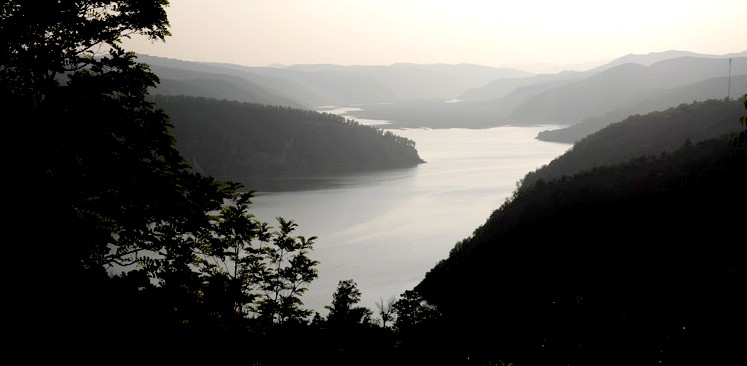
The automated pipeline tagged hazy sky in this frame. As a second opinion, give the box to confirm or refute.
[123,0,747,73]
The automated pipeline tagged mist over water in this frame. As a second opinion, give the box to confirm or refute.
[251,112,572,316]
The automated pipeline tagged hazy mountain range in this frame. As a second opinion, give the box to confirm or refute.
[139,54,532,107]
[140,49,747,142]
[346,51,746,131]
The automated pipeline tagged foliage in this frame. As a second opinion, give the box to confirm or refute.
[391,290,440,332]
[190,190,320,326]
[1,0,170,108]
[2,0,193,277]
[731,93,747,146]
[1,2,320,362]
[326,278,374,326]
[250,217,319,324]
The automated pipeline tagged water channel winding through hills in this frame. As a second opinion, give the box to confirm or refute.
[250,106,572,316]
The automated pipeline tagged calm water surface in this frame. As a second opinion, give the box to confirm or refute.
[251,119,571,316]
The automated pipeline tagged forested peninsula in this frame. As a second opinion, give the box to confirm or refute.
[156,95,424,191]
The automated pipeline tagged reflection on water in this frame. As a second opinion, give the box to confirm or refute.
[251,166,418,192]
[251,125,571,316]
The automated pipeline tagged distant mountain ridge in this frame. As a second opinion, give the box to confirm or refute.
[139,54,532,107]
[505,56,747,125]
[603,49,747,68]
[283,62,533,99]
[341,50,746,131]
[139,50,747,138]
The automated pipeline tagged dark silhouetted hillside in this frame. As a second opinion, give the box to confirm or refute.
[409,98,746,366]
[526,98,745,186]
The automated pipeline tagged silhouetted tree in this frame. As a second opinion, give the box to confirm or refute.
[391,290,440,332]
[326,279,374,326]
[200,191,319,324]
[1,0,170,109]
[1,2,319,362]
[203,190,264,321]
[1,0,208,360]
[375,296,397,328]
[251,218,319,324]
[2,0,190,274]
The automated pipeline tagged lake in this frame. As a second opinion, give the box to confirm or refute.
[250,111,572,318]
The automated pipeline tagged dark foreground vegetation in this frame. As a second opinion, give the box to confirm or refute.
[2,2,745,365]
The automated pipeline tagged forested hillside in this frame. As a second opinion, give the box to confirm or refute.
[411,97,747,365]
[156,95,424,191]
[525,98,745,186]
